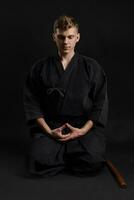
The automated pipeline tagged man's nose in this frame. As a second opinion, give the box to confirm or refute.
[63,37,68,44]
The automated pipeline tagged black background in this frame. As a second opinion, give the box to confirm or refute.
[0,1,133,136]
[0,1,134,144]
[0,1,134,199]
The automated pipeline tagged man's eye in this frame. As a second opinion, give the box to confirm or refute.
[58,35,65,40]
[68,36,74,39]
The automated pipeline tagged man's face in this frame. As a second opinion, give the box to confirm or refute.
[53,27,80,55]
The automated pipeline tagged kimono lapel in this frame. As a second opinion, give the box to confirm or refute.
[54,52,79,92]
[52,52,79,114]
[45,53,79,116]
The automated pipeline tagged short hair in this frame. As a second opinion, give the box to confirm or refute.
[53,15,79,32]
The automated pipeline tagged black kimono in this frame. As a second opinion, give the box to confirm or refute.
[23,52,108,177]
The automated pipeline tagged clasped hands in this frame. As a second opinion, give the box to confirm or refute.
[49,123,87,142]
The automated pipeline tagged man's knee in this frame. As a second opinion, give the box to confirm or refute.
[66,160,105,176]
[65,150,105,176]
[29,134,64,164]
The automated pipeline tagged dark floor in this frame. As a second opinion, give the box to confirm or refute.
[0,121,134,200]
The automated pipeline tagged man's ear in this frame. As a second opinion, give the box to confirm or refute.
[52,33,56,42]
[76,33,80,42]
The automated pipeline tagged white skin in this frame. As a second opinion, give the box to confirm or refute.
[36,27,93,141]
[53,27,80,69]
[47,27,93,142]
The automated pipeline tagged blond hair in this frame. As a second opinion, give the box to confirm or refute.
[53,15,79,32]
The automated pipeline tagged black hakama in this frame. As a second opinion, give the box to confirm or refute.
[23,52,108,177]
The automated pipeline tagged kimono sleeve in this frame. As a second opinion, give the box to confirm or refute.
[89,61,108,128]
[23,63,44,125]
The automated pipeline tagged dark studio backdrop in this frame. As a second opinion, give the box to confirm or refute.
[0,1,134,149]
[0,1,134,199]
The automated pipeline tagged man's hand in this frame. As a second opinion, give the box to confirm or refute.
[50,124,71,140]
[36,117,93,141]
[58,123,86,142]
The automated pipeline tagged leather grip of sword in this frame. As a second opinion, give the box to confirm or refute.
[106,160,127,189]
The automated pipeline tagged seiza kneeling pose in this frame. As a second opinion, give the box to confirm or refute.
[23,15,108,177]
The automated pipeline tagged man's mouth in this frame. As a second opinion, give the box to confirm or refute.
[63,47,70,49]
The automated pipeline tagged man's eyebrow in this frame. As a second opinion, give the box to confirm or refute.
[58,34,75,37]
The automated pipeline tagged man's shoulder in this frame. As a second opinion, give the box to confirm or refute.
[79,54,95,62]
[29,56,53,74]
[32,56,52,68]
[79,54,103,71]
[78,54,107,79]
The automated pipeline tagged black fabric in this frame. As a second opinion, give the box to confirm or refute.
[23,52,108,128]
[28,128,106,177]
[23,52,108,176]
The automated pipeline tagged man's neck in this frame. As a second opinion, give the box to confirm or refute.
[58,51,75,70]
[58,51,75,62]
